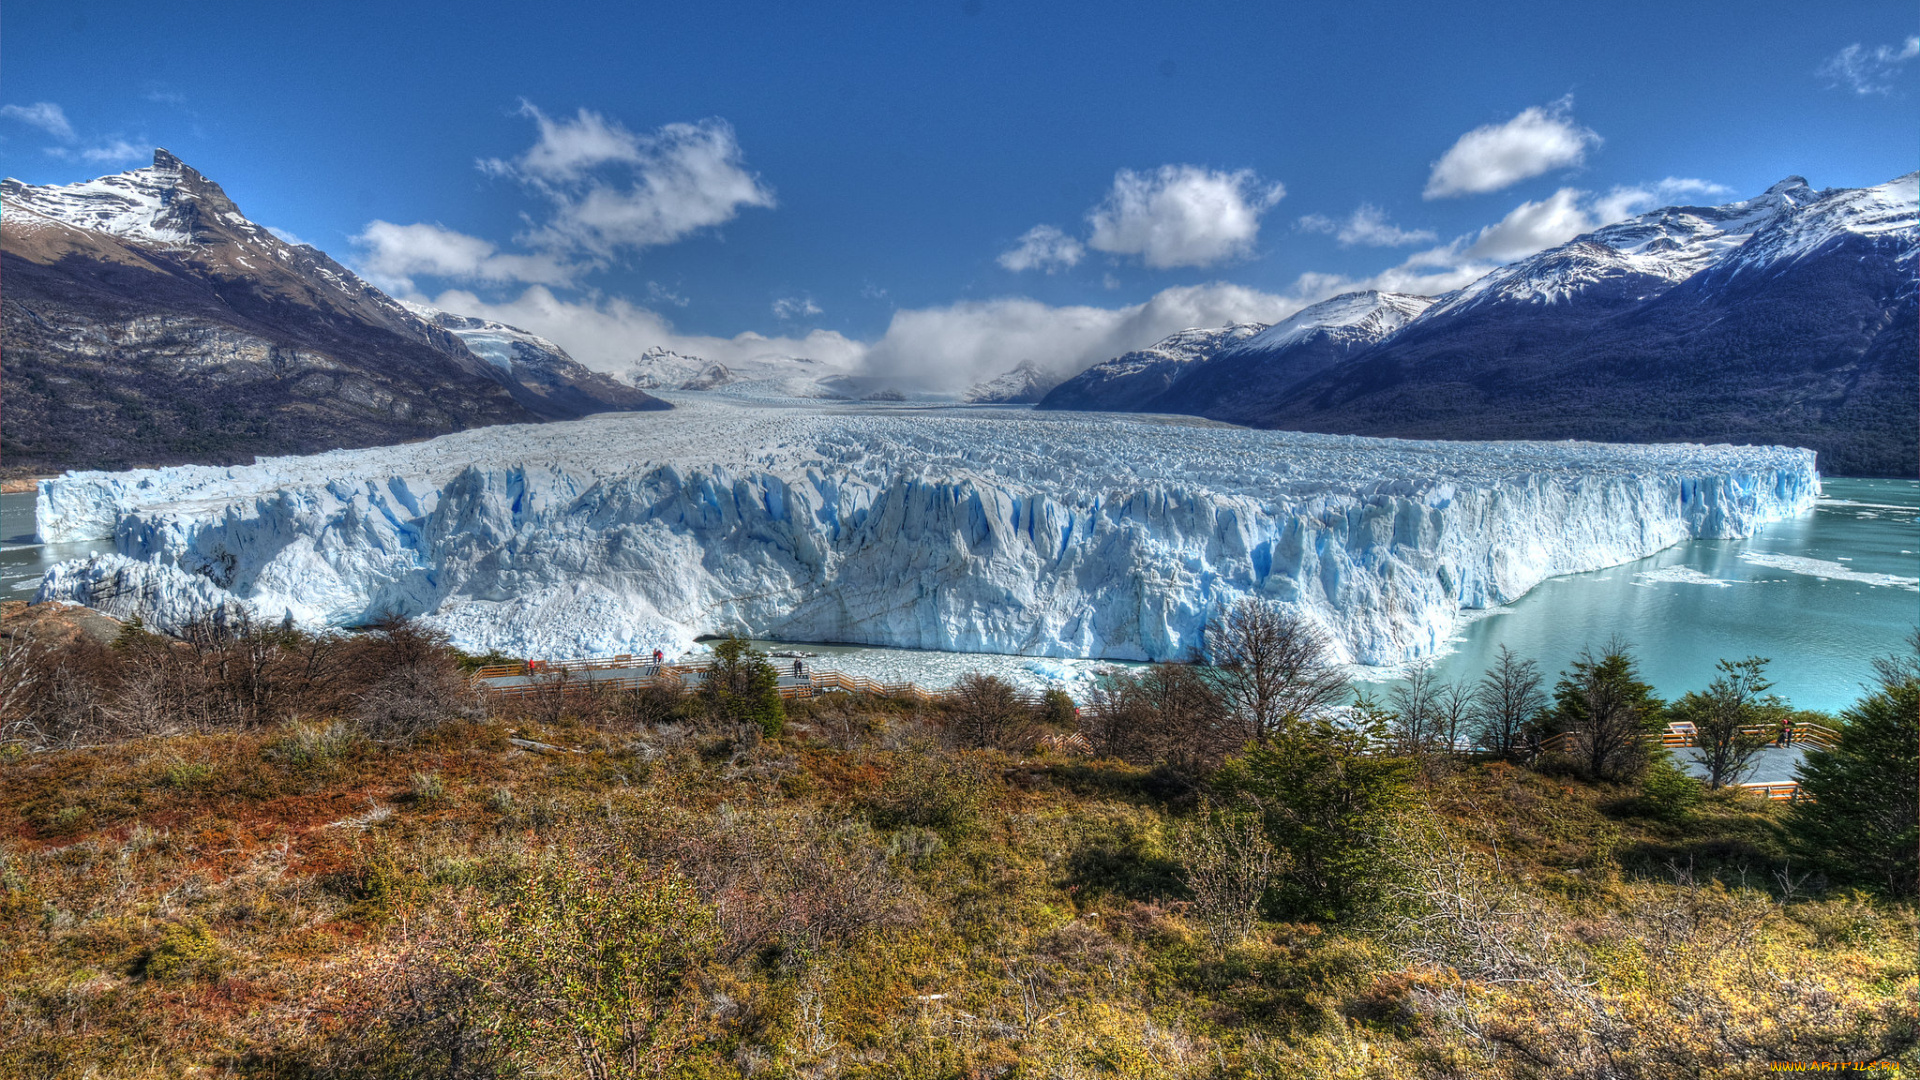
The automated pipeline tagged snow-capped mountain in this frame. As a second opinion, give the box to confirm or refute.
[1145,292,1435,418]
[964,360,1065,404]
[1042,175,1918,477]
[618,345,860,399]
[1,150,664,477]
[621,346,736,391]
[407,306,663,420]
[1036,324,1266,412]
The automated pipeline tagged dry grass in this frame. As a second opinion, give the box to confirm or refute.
[0,664,1912,1078]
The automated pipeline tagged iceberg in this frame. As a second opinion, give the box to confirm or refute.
[35,395,1818,665]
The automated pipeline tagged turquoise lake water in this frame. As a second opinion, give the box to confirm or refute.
[4,476,1914,716]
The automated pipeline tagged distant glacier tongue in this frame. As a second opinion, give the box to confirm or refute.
[34,397,1818,665]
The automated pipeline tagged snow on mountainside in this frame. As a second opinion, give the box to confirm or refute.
[36,395,1816,666]
[2,150,666,476]
[1231,291,1435,354]
[1425,177,1833,319]
[621,346,738,391]
[406,305,665,420]
[965,360,1064,404]
[1035,324,1266,412]
[619,345,860,399]
[1041,174,1919,477]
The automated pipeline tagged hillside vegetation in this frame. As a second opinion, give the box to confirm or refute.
[0,603,1913,1078]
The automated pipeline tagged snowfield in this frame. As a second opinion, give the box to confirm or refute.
[36,395,1817,665]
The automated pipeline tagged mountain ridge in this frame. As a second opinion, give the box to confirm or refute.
[2,150,665,478]
[1039,174,1918,476]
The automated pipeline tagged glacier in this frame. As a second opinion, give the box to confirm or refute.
[35,395,1818,665]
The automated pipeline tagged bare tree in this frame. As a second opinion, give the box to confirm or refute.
[1433,678,1476,754]
[1078,663,1237,777]
[1389,659,1441,752]
[1179,809,1284,952]
[1205,598,1349,743]
[1474,646,1546,759]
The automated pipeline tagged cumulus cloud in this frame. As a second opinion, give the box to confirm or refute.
[1301,174,1737,303]
[355,220,575,293]
[1819,36,1920,94]
[1424,101,1600,199]
[863,281,1304,390]
[1086,165,1285,268]
[0,101,75,141]
[1296,204,1437,247]
[482,103,775,260]
[419,280,1305,395]
[1587,177,1733,225]
[772,295,823,320]
[997,224,1085,272]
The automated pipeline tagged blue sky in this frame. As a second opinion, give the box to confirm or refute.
[4,0,1915,388]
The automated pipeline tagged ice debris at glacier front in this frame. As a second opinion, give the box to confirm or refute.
[36,395,1819,665]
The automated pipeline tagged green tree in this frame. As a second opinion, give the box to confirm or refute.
[1785,674,1919,898]
[698,634,785,737]
[1549,642,1665,782]
[1671,656,1783,788]
[1212,701,1414,922]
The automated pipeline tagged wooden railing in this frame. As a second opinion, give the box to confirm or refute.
[1533,723,1822,801]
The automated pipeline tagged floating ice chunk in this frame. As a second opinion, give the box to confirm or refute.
[1737,551,1918,591]
[1633,566,1735,587]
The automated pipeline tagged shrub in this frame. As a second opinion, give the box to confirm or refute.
[141,919,225,983]
[1179,807,1284,952]
[945,671,1034,750]
[869,745,994,834]
[410,771,448,804]
[1636,754,1703,821]
[455,860,722,1076]
[264,719,364,772]
[1038,686,1078,729]
[1213,715,1415,922]
[357,660,484,743]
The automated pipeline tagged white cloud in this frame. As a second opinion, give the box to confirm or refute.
[1461,187,1594,262]
[772,295,823,320]
[1086,165,1285,268]
[418,280,1305,395]
[482,103,776,260]
[997,224,1085,272]
[646,281,690,308]
[1819,36,1920,94]
[864,281,1304,389]
[1424,102,1600,199]
[1587,177,1733,225]
[420,286,864,374]
[1297,204,1437,247]
[264,225,310,248]
[1303,175,1736,303]
[354,220,575,293]
[0,102,75,141]
[76,139,146,165]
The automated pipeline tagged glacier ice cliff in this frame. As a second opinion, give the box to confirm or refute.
[35,396,1819,665]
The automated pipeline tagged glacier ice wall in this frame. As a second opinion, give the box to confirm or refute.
[36,397,1819,664]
